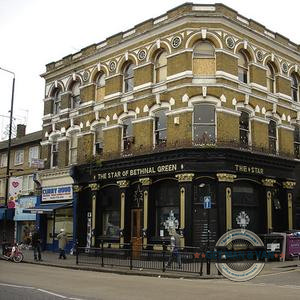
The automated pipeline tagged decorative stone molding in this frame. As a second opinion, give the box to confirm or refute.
[282,181,296,189]
[73,185,82,193]
[139,178,152,186]
[262,178,276,187]
[216,173,236,182]
[88,183,99,191]
[117,180,129,188]
[175,173,194,182]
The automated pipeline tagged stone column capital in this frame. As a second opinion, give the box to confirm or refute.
[282,181,296,189]
[73,185,82,193]
[175,173,194,182]
[262,178,276,187]
[216,173,236,182]
[117,180,129,188]
[88,183,99,191]
[139,177,152,186]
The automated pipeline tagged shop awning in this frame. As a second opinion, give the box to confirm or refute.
[0,208,15,220]
[23,201,73,214]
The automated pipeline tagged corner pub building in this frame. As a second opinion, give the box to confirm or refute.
[39,3,300,251]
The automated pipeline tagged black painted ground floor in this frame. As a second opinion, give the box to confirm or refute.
[71,148,298,250]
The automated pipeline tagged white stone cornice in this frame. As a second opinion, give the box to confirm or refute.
[250,116,269,124]
[40,140,51,146]
[167,70,193,81]
[276,93,292,102]
[165,107,193,115]
[216,107,241,117]
[104,92,122,102]
[250,82,268,92]
[215,48,239,59]
[215,70,239,81]
[102,124,122,131]
[132,116,154,124]
[166,48,193,59]
[133,82,153,92]
[43,97,52,102]
[278,124,294,131]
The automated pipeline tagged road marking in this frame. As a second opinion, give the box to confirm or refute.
[258,269,298,277]
[0,282,86,299]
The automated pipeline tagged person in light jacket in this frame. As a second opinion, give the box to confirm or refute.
[57,229,68,259]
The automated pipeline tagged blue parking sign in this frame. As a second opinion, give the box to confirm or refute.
[203,196,211,209]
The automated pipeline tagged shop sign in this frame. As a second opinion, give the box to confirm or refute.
[14,196,37,221]
[203,196,212,209]
[8,176,23,208]
[234,164,264,175]
[98,164,178,180]
[42,185,73,202]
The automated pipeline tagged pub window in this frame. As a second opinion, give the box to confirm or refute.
[268,119,277,154]
[122,117,134,152]
[123,62,134,93]
[69,132,78,164]
[239,111,250,148]
[51,140,58,168]
[95,72,106,102]
[53,88,61,115]
[238,50,249,84]
[71,81,81,109]
[291,72,299,102]
[94,125,104,155]
[294,125,300,159]
[154,181,179,237]
[193,41,215,76]
[154,50,167,83]
[193,104,215,145]
[266,62,276,93]
[102,195,120,238]
[154,109,167,147]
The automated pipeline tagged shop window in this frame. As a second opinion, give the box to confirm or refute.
[154,109,167,147]
[0,153,7,167]
[123,63,134,93]
[154,50,167,83]
[69,133,78,164]
[238,50,249,83]
[294,125,300,159]
[193,104,215,145]
[15,149,24,165]
[53,88,61,115]
[51,141,58,168]
[154,181,179,237]
[95,72,106,102]
[54,208,73,239]
[239,111,250,148]
[193,41,215,76]
[94,125,104,155]
[71,81,81,109]
[122,117,134,152]
[266,62,276,93]
[268,119,277,154]
[291,72,299,102]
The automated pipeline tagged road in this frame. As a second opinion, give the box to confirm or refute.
[0,260,299,300]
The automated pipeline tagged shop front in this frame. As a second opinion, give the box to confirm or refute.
[72,148,297,250]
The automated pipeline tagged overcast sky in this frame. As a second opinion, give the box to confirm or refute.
[0,0,299,139]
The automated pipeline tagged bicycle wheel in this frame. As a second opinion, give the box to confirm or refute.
[13,253,24,263]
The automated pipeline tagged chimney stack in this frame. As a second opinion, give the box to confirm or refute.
[16,124,26,138]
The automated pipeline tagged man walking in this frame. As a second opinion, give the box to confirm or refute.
[166,228,182,268]
[57,229,68,259]
[31,227,42,261]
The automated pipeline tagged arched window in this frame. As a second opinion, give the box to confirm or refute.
[239,111,250,148]
[238,51,249,83]
[291,72,299,102]
[268,119,277,154]
[266,62,276,93]
[193,104,215,145]
[123,63,134,93]
[95,72,106,102]
[154,109,168,147]
[294,125,300,159]
[122,117,134,152]
[53,88,61,115]
[69,132,78,164]
[193,41,215,76]
[154,50,167,83]
[94,124,104,155]
[71,81,81,109]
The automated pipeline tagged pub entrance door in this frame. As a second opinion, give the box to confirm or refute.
[131,208,142,258]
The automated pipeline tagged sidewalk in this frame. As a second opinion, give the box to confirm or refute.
[21,249,300,279]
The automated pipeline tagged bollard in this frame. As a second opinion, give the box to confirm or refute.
[162,242,166,272]
[101,240,104,267]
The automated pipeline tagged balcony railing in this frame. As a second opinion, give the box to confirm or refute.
[96,139,297,162]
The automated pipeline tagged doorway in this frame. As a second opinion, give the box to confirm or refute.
[131,208,142,258]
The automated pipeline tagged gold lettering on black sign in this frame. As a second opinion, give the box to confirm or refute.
[98,164,177,180]
[234,164,264,175]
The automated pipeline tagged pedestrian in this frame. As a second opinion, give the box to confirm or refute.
[31,227,42,261]
[166,228,182,268]
[57,229,68,259]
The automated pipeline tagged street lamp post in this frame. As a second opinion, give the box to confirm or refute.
[0,67,15,244]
